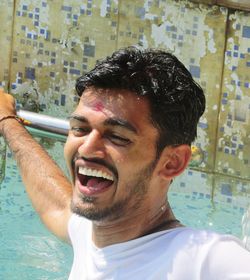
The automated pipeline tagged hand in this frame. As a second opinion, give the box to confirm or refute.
[0,88,16,118]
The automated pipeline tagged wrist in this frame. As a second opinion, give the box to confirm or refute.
[0,115,25,134]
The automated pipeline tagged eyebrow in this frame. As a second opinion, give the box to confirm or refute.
[68,115,88,123]
[68,115,138,134]
[104,118,138,134]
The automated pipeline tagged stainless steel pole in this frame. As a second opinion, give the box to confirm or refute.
[17,109,69,136]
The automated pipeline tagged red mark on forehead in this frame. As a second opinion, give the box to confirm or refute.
[93,101,104,112]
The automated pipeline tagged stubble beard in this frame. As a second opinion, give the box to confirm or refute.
[70,158,158,222]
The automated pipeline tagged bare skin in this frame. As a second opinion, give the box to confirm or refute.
[0,89,72,241]
[0,88,191,248]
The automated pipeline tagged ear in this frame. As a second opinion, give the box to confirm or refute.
[157,145,191,180]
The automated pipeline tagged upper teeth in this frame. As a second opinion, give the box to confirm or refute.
[78,167,114,181]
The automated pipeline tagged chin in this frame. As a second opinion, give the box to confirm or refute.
[70,195,128,222]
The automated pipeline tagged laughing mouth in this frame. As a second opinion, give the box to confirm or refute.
[79,167,114,181]
[77,166,114,192]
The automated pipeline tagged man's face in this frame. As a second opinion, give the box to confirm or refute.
[64,87,160,222]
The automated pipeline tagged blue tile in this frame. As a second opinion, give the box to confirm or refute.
[198,122,208,129]
[25,67,35,79]
[189,65,200,78]
[84,44,95,57]
[136,7,146,19]
[232,135,237,141]
[69,69,80,75]
[221,184,232,196]
[242,26,250,38]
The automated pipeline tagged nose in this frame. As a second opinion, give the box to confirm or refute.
[78,130,105,159]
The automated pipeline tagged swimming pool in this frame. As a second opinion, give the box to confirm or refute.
[0,134,249,279]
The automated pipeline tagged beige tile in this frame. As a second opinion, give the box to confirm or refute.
[0,0,14,90]
[215,11,250,179]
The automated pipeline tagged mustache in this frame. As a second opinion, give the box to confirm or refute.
[73,154,118,180]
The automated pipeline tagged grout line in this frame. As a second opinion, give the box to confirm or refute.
[190,166,250,183]
[7,0,17,93]
[210,7,231,176]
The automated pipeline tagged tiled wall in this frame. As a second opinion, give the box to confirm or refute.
[0,0,250,201]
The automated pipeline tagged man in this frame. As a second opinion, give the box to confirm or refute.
[1,47,250,279]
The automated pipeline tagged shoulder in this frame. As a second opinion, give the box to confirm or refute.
[174,228,250,278]
[166,227,247,251]
[154,227,249,260]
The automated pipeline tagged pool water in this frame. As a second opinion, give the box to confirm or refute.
[0,144,249,279]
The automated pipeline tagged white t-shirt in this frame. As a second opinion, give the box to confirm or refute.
[68,214,250,280]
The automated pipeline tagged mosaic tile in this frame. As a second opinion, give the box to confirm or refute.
[117,0,228,172]
[172,169,248,237]
[215,11,250,179]
[213,174,250,239]
[172,168,213,197]
[9,0,118,117]
[0,0,14,90]
[214,174,250,204]
[173,168,250,209]
[1,0,250,188]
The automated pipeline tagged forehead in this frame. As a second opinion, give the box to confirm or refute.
[75,87,152,124]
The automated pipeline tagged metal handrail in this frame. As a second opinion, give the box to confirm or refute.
[17,109,69,136]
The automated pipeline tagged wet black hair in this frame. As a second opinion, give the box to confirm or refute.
[75,46,205,154]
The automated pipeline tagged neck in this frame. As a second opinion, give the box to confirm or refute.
[91,201,182,248]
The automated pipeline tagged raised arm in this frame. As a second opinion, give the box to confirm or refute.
[0,89,72,242]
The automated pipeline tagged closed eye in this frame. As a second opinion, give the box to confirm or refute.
[71,127,90,137]
[106,134,132,146]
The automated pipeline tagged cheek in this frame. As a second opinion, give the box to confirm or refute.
[64,136,79,169]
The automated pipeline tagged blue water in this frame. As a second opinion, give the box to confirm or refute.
[0,145,247,279]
